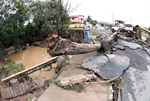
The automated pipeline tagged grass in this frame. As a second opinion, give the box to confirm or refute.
[63,84,84,92]
[61,61,70,67]
[91,29,98,36]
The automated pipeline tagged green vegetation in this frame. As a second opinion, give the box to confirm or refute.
[61,61,70,68]
[0,0,70,50]
[63,84,84,92]
[87,15,98,26]
[53,80,60,85]
[55,60,70,73]
[0,59,25,77]
[148,27,150,31]
[91,29,98,36]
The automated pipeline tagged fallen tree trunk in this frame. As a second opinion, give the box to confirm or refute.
[46,32,118,56]
[47,37,101,56]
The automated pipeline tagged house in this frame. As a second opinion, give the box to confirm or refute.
[70,15,84,24]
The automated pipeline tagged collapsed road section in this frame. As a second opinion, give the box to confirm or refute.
[81,38,150,101]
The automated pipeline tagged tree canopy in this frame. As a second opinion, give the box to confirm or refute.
[86,15,98,26]
[0,0,70,50]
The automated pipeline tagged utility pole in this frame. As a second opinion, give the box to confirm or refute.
[112,13,114,25]
[130,17,132,24]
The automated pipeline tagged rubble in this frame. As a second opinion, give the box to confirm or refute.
[82,54,130,79]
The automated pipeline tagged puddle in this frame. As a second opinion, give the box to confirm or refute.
[7,46,56,81]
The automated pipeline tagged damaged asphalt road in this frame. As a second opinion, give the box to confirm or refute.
[81,39,150,101]
[121,67,150,101]
[82,54,130,79]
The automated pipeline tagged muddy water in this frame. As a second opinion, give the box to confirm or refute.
[7,46,56,81]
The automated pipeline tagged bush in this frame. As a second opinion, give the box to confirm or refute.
[63,84,85,92]
[0,59,25,77]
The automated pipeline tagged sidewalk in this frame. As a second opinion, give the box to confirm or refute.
[37,52,112,101]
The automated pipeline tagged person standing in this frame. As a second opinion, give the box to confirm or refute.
[82,21,91,43]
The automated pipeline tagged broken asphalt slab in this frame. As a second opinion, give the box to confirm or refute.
[115,48,150,71]
[117,39,142,50]
[82,54,130,79]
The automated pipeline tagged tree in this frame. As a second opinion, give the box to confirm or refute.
[87,16,92,22]
[0,0,70,50]
[86,15,98,26]
[89,20,98,26]
[0,0,32,50]
[31,0,70,36]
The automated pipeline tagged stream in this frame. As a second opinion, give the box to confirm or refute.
[7,46,56,81]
